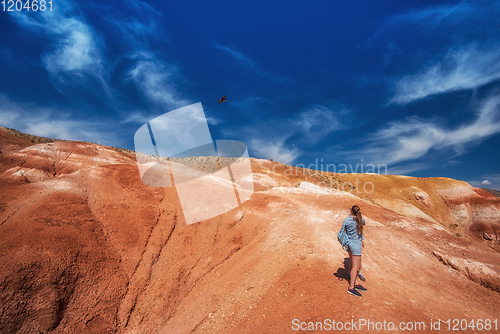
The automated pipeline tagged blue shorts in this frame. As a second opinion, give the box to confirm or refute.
[348,240,362,256]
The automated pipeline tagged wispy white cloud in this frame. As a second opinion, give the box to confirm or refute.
[109,0,161,49]
[391,44,500,104]
[363,1,477,63]
[389,1,476,28]
[467,174,500,190]
[114,18,158,46]
[224,102,346,163]
[11,0,187,113]
[369,1,491,47]
[127,53,189,109]
[120,111,152,125]
[108,1,189,111]
[0,95,117,146]
[250,138,301,164]
[4,0,193,149]
[214,45,293,84]
[215,45,258,71]
[126,0,157,14]
[294,104,345,144]
[43,18,102,75]
[356,94,500,171]
[122,108,221,127]
[364,0,500,104]
[11,2,106,88]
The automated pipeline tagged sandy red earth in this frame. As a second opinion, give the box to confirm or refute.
[0,126,499,333]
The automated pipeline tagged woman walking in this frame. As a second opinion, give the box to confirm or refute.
[342,205,367,297]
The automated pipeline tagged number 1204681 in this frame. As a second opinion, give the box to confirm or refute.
[2,0,52,11]
[443,319,497,331]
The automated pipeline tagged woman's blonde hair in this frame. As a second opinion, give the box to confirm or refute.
[351,205,363,234]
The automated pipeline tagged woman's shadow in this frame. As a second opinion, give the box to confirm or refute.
[334,257,350,282]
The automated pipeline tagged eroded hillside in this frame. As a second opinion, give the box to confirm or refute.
[1,127,499,333]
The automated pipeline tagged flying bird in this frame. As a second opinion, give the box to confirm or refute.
[218,96,227,104]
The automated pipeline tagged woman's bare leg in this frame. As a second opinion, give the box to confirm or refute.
[347,250,353,276]
[349,255,361,289]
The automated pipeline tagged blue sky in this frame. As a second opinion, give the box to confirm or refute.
[1,0,499,189]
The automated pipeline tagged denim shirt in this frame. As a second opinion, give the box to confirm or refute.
[341,216,366,241]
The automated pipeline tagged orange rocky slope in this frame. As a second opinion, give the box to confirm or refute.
[0,126,499,333]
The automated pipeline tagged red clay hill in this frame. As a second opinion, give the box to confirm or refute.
[1,126,499,333]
